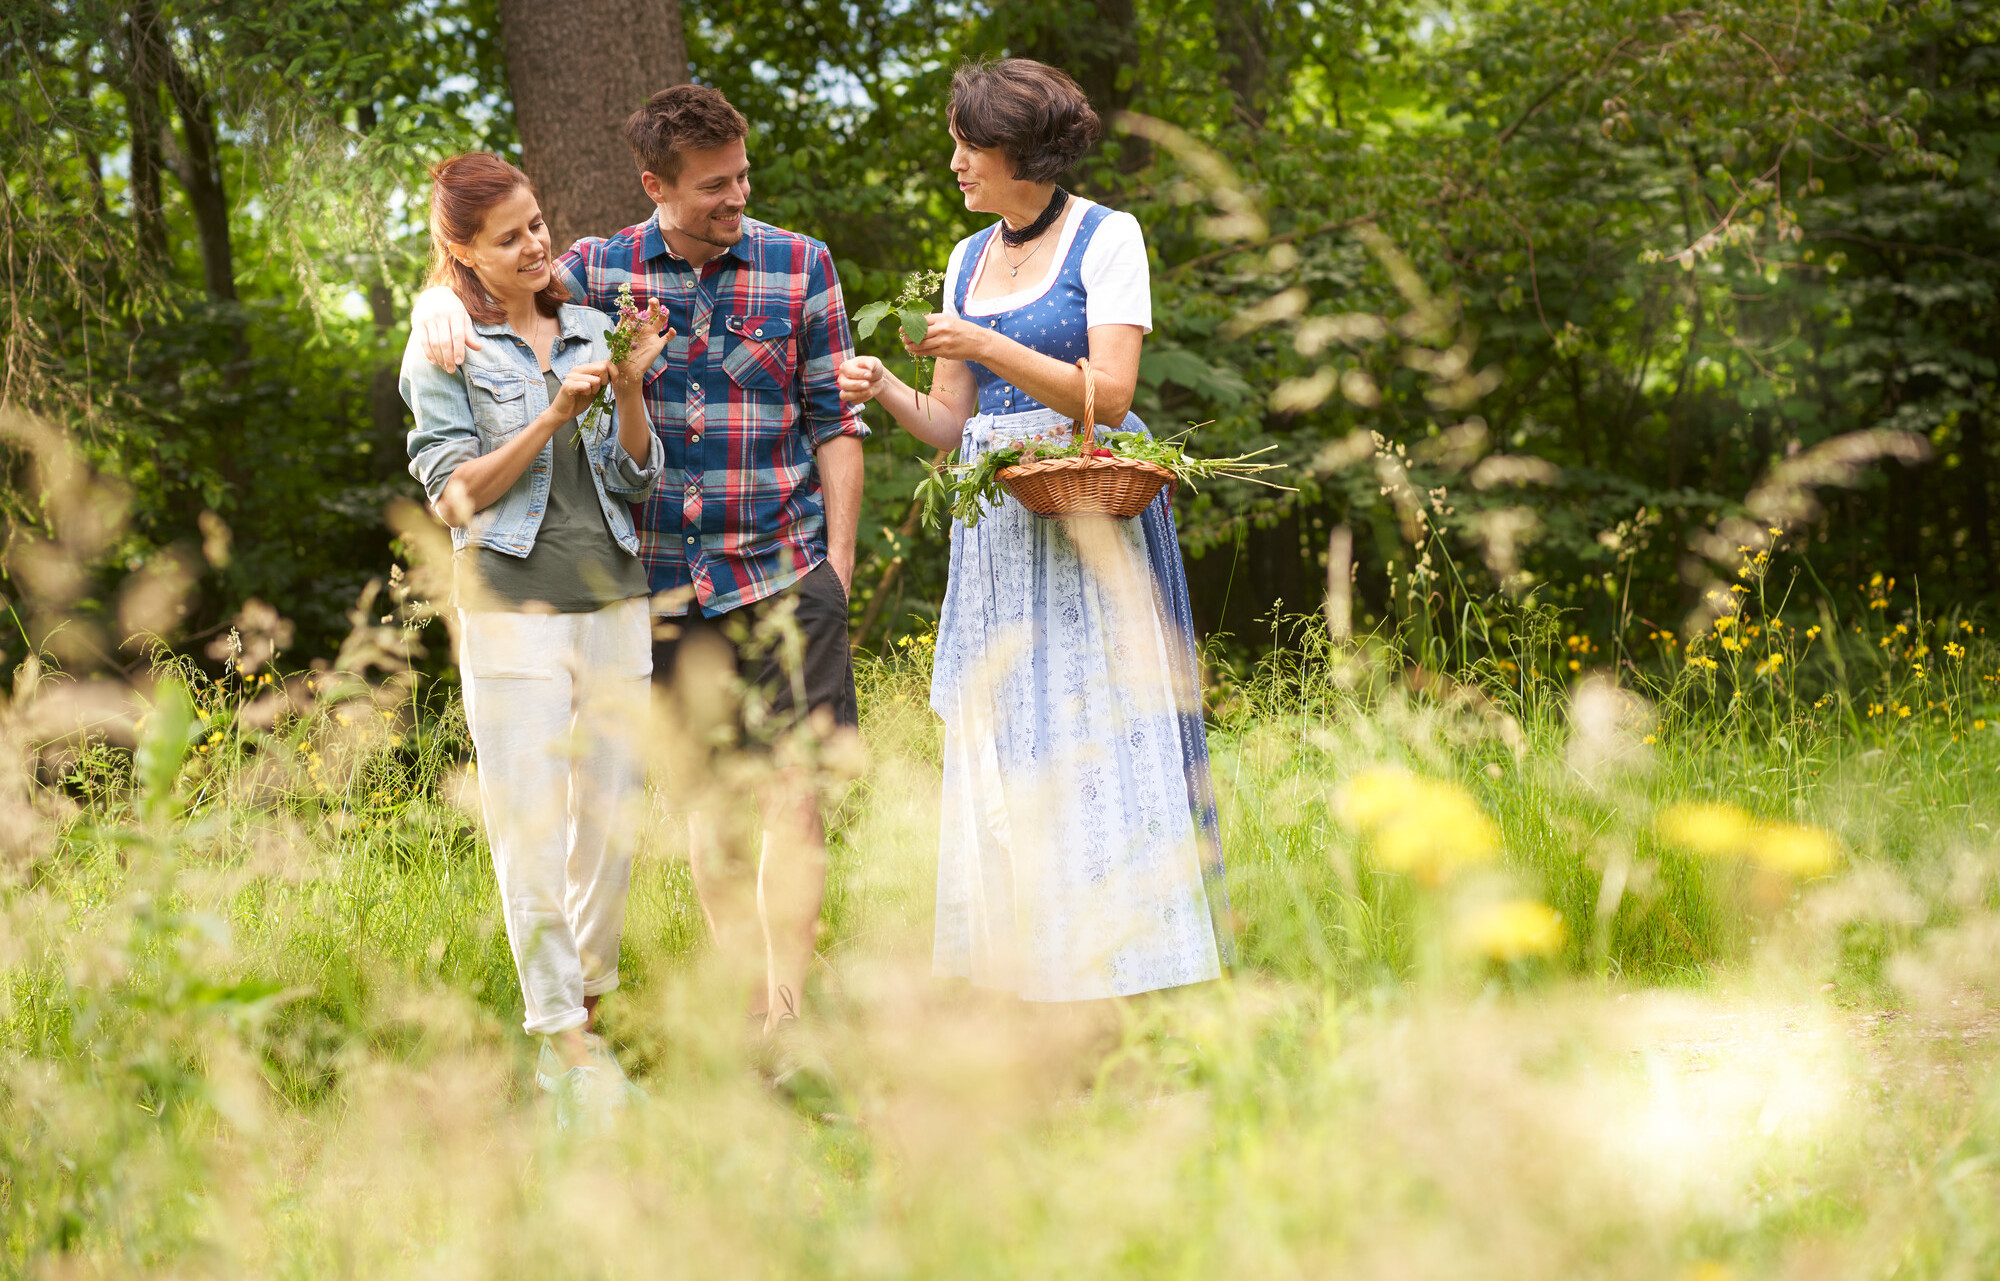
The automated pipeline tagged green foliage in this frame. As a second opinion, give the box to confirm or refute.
[3,0,1996,670]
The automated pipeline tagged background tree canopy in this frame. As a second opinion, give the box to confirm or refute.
[3,0,1994,671]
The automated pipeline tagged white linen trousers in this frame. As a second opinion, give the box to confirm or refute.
[457,597,651,1034]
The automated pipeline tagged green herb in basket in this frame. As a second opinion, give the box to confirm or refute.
[915,428,1293,532]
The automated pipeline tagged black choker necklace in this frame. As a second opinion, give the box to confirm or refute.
[1000,187,1069,247]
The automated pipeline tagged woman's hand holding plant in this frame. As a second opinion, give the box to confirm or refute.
[552,362,612,421]
[903,315,994,364]
[610,298,673,393]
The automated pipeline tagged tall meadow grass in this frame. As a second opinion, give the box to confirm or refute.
[5,403,2000,1277]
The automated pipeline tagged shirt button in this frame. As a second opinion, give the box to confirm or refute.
[690,434,701,443]
[753,328,764,338]
[685,536,696,545]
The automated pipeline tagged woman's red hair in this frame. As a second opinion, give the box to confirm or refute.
[425,152,569,324]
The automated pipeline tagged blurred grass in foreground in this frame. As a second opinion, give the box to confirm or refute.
[6,574,2000,1279]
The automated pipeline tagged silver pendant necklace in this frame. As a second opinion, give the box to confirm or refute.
[1003,232,1050,278]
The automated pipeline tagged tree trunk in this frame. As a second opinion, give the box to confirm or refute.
[1962,409,1995,588]
[160,42,235,301]
[1016,0,1149,173]
[496,0,689,254]
[1213,0,1269,125]
[123,0,169,267]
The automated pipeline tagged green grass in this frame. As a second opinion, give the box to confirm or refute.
[7,611,2000,1278]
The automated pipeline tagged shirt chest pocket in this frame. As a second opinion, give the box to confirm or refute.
[466,366,533,439]
[718,315,796,393]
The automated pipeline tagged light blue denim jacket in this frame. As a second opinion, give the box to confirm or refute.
[401,303,664,557]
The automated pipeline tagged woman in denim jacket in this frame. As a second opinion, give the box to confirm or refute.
[401,152,670,1125]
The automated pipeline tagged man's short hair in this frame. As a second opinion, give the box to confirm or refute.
[625,84,750,185]
[949,58,1101,184]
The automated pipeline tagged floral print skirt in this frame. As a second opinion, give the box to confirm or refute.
[930,408,1228,1001]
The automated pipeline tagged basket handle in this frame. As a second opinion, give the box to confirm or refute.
[1074,357,1097,451]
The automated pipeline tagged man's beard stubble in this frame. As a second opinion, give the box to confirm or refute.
[680,212,745,250]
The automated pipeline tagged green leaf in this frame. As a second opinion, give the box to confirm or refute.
[851,301,892,340]
[1139,347,1252,407]
[899,308,930,345]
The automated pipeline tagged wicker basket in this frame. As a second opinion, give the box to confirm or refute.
[998,357,1174,520]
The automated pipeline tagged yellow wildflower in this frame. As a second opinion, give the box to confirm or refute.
[1336,767,1500,884]
[1745,822,1839,877]
[1455,899,1566,962]
[1805,625,1821,640]
[1656,802,1754,859]
[1656,803,1839,877]
[1336,768,1426,830]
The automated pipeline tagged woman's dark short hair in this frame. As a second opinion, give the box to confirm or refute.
[949,58,1102,184]
[625,84,749,185]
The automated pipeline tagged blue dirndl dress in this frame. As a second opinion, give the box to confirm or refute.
[930,202,1232,1001]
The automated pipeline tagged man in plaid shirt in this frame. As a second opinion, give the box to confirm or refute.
[413,85,865,1049]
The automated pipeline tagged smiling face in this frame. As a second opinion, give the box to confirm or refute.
[643,138,751,257]
[450,184,553,307]
[949,129,1025,215]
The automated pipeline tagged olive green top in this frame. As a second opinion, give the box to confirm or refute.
[455,370,652,612]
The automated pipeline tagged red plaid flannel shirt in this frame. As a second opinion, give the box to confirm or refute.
[556,214,867,616]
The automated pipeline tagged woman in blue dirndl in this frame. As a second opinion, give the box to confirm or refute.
[838,58,1230,1001]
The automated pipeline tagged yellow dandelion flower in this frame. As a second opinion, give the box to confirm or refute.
[1714,615,1736,632]
[1656,801,1755,859]
[1642,733,1658,745]
[1755,653,1785,677]
[1334,767,1427,830]
[1745,821,1839,877]
[1975,719,1987,730]
[1898,704,1912,718]
[1568,659,1582,672]
[1658,804,1838,877]
[1455,898,1566,962]
[1946,642,1966,660]
[1805,625,1821,640]
[1336,768,1500,884]
[1960,620,1974,633]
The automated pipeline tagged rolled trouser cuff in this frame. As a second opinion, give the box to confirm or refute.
[523,1006,589,1036]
